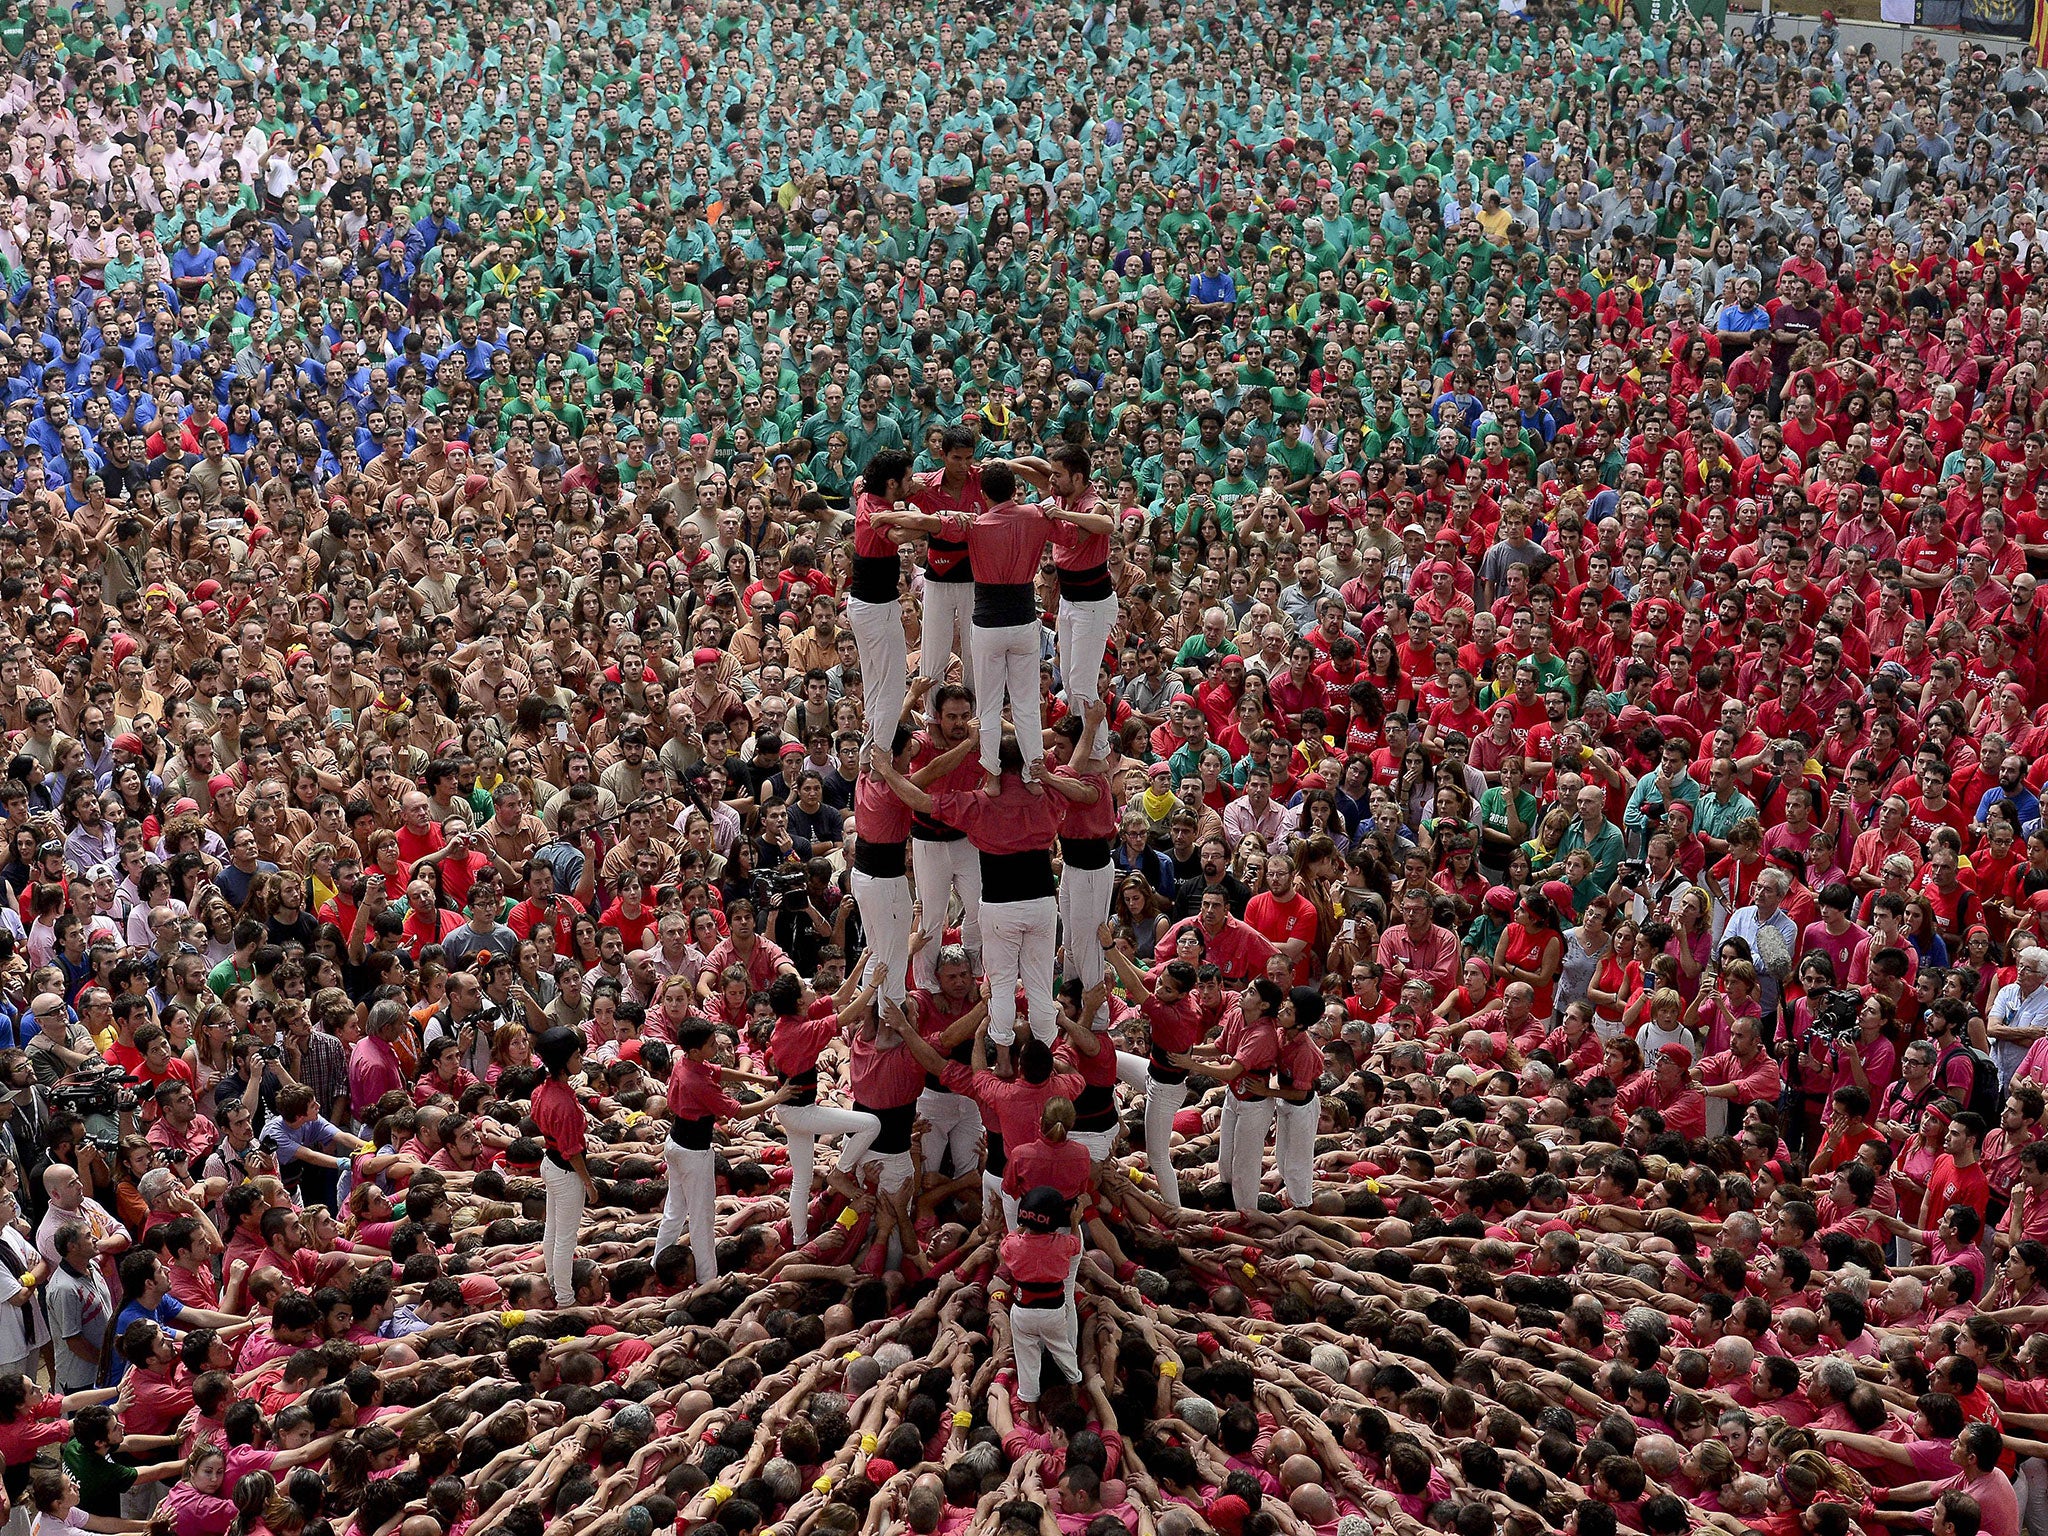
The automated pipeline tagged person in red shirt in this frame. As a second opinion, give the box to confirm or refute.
[657,1018,789,1284]
[1100,933,1204,1209]
[1243,856,1321,988]
[531,1027,597,1307]
[998,1186,1084,1418]
[1918,1111,1993,1237]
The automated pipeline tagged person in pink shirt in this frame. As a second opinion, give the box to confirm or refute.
[872,733,1097,1054]
[160,1443,237,1536]
[996,1186,1083,1421]
[1376,888,1462,1002]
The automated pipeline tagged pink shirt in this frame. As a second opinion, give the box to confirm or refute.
[1377,922,1462,999]
[1153,914,1278,983]
[931,777,1069,855]
[961,501,1055,586]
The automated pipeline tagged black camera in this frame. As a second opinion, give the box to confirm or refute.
[1808,989,1864,1043]
[1617,860,1648,887]
[757,867,810,907]
[49,1063,136,1119]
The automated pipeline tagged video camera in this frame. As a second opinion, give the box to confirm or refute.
[49,1062,139,1120]
[1806,989,1865,1044]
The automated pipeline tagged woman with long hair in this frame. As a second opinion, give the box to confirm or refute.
[1495,888,1564,1022]
[530,1027,597,1306]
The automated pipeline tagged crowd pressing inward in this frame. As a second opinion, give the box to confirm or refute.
[8,2,2048,1536]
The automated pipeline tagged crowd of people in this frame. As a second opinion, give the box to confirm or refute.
[4,3,2048,1536]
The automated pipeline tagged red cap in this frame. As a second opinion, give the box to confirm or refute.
[205,773,236,796]
[109,733,145,756]
[1660,1043,1693,1071]
[1540,880,1576,921]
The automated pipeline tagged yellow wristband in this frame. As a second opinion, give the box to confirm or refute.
[1248,1334,1265,1346]
[501,1310,527,1327]
[18,1273,34,1290]
[814,1476,834,1494]
[837,1207,860,1229]
[1363,1179,1381,1195]
[1242,1262,1257,1278]
[1158,1359,1179,1378]
[707,1485,734,1506]
[860,1435,878,1454]
[1129,1168,1144,1184]
[844,1350,862,1361]
[953,1411,973,1428]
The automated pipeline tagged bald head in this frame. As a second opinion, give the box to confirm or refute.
[1281,1455,1324,1493]
[43,1162,82,1209]
[1709,1335,1755,1381]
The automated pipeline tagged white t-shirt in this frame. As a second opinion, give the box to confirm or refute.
[33,1505,92,1536]
[0,1226,46,1366]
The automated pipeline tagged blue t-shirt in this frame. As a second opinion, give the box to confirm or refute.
[109,1294,184,1384]
[263,1113,339,1168]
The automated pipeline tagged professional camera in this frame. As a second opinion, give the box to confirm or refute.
[1807,989,1865,1043]
[1617,860,1649,887]
[757,867,811,907]
[49,1062,138,1119]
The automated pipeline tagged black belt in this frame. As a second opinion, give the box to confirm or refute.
[1075,1080,1116,1130]
[1061,835,1111,869]
[545,1148,575,1170]
[913,812,964,843]
[1058,562,1112,603]
[973,581,1037,627]
[780,1068,819,1108]
[1149,1050,1188,1085]
[985,1129,1007,1175]
[853,838,908,879]
[850,554,900,603]
[927,539,972,582]
[668,1115,714,1150]
[1016,1280,1067,1308]
[980,849,1056,901]
[859,1100,919,1155]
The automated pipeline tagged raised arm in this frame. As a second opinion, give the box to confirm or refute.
[871,749,937,813]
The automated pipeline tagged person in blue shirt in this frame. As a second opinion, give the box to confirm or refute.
[110,1248,238,1386]
[1715,277,1772,348]
[168,223,218,304]
[1187,248,1237,322]
[1977,752,2041,835]
[260,1083,368,1213]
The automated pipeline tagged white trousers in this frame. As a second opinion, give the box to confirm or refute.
[540,1159,586,1305]
[866,1149,915,1194]
[1058,858,1115,995]
[1071,1124,1118,1163]
[1217,1091,1242,1183]
[983,896,1057,1046]
[1228,1094,1277,1213]
[1275,1097,1320,1208]
[911,837,981,990]
[777,1100,881,1246]
[918,1085,983,1177]
[984,1168,1011,1228]
[1117,1051,1187,1208]
[848,594,908,747]
[920,580,975,695]
[1012,1300,1080,1402]
[655,1141,719,1282]
[850,868,911,1004]
[1056,595,1117,757]
[971,618,1044,774]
